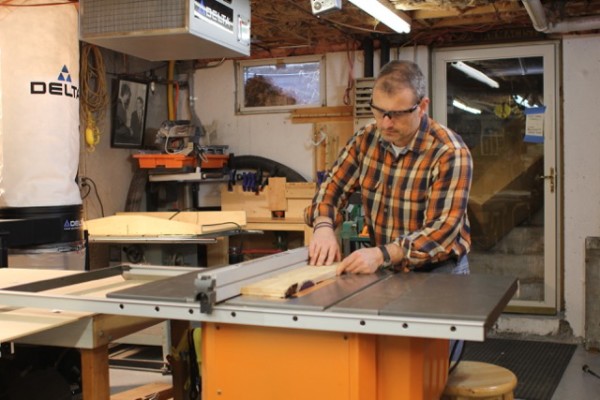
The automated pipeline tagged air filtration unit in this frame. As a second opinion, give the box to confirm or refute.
[79,0,251,61]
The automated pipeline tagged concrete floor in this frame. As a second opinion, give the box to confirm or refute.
[551,344,600,400]
[109,343,600,399]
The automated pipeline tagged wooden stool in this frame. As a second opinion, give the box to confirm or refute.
[442,361,518,400]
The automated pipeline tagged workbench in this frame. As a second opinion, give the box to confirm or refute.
[0,248,517,400]
[84,211,247,269]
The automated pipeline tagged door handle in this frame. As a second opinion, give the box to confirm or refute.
[536,167,555,193]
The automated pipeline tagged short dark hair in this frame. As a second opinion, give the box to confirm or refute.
[375,60,426,101]
[120,83,131,97]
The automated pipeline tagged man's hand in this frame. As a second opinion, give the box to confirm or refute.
[308,226,340,266]
[336,247,383,275]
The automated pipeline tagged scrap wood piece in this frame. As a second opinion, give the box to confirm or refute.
[241,264,338,298]
[84,215,203,236]
[290,106,354,123]
[110,382,173,400]
[118,211,247,234]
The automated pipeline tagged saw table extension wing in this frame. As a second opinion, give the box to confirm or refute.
[0,266,197,400]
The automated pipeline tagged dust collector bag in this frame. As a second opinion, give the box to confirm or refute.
[0,0,81,208]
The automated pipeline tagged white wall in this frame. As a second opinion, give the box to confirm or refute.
[193,46,429,181]
[563,34,600,337]
[193,59,333,181]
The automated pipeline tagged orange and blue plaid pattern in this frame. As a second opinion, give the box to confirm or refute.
[305,115,472,269]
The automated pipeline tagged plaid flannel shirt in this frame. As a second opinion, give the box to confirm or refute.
[305,115,472,269]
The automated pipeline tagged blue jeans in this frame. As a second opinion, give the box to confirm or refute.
[427,254,470,275]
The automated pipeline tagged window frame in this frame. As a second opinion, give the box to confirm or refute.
[235,54,326,115]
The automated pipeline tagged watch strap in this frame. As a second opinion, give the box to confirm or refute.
[378,245,392,268]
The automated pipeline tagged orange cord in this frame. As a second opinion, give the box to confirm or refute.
[173,81,180,120]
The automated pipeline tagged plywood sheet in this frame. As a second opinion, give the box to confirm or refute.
[84,215,201,236]
[119,211,246,232]
[85,211,246,236]
[241,265,338,298]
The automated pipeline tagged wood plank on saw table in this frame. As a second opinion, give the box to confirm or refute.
[240,264,338,298]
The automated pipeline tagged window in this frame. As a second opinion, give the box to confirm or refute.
[235,55,326,114]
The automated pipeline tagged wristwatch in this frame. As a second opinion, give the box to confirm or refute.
[378,245,392,269]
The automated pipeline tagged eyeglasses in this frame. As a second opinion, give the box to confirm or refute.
[369,99,421,120]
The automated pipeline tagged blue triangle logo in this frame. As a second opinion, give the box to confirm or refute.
[57,65,71,83]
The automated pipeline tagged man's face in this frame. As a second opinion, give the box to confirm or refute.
[370,86,429,147]
[123,92,131,109]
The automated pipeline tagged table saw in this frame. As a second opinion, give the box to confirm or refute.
[0,247,517,400]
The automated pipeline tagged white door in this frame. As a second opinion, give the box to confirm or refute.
[432,42,559,312]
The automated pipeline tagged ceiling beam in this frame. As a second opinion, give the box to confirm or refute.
[397,2,524,19]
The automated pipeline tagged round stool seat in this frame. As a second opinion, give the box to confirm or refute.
[443,361,518,400]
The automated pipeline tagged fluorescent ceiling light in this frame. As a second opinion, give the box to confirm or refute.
[453,99,481,115]
[451,61,499,89]
[348,0,411,33]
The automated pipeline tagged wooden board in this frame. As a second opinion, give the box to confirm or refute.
[290,106,354,123]
[267,177,287,211]
[111,382,173,400]
[118,211,246,230]
[241,265,338,298]
[84,211,246,236]
[313,121,355,173]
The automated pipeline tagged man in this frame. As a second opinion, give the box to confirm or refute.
[305,60,472,276]
[113,83,132,143]
[130,96,144,142]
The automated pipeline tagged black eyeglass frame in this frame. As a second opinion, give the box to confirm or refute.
[369,99,422,120]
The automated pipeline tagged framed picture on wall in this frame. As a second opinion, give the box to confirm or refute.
[111,78,148,148]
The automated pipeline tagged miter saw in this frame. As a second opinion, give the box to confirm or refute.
[154,120,202,155]
[142,120,229,175]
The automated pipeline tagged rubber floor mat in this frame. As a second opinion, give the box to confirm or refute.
[460,338,576,400]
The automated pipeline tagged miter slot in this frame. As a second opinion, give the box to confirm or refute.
[225,272,388,311]
[330,272,423,315]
